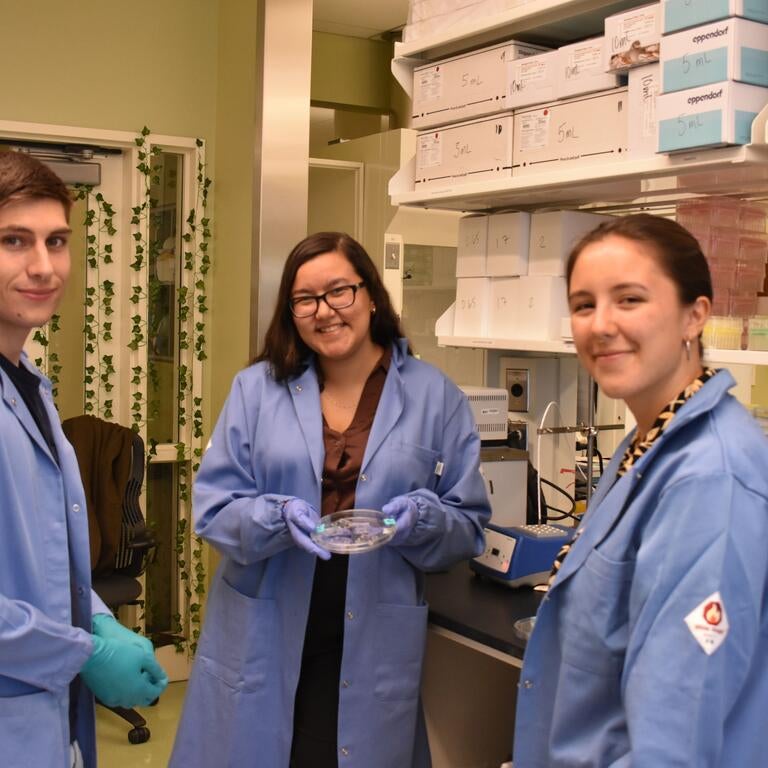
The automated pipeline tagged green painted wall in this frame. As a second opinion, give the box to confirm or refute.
[311,31,393,113]
[0,0,218,138]
[210,0,259,417]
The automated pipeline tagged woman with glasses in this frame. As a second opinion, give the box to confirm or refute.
[171,232,490,768]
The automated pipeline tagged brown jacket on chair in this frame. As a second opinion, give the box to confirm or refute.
[62,415,134,575]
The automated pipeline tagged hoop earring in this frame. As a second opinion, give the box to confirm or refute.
[684,338,691,361]
[371,305,376,314]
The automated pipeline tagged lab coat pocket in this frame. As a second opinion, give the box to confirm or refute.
[560,548,634,677]
[0,690,63,766]
[197,574,276,691]
[389,441,441,493]
[373,602,429,701]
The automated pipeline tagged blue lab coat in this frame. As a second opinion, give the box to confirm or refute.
[0,354,107,768]
[514,370,768,767]
[170,340,490,767]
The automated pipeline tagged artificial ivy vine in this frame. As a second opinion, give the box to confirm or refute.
[130,126,157,432]
[133,128,211,655]
[31,314,60,397]
[74,185,119,419]
[178,137,212,654]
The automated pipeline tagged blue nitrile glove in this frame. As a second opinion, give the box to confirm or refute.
[93,613,154,655]
[80,635,168,708]
[283,498,331,560]
[382,495,420,546]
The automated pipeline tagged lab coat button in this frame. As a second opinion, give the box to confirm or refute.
[523,679,534,689]
[340,747,349,757]
[341,679,350,688]
[346,610,354,620]
[77,586,85,597]
[360,474,367,482]
[72,503,81,513]
[295,385,302,392]
[11,398,17,407]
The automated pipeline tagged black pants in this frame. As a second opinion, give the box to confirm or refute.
[290,556,349,768]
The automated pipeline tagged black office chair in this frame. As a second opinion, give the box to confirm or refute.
[63,416,159,745]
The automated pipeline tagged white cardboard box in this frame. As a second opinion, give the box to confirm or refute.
[512,88,629,178]
[507,50,559,109]
[415,113,514,191]
[529,211,614,275]
[454,277,491,336]
[661,17,768,94]
[487,211,530,276]
[516,275,570,340]
[412,40,550,129]
[557,37,624,99]
[456,215,489,276]
[657,80,768,151]
[662,0,768,34]
[628,63,661,158]
[488,277,521,336]
[604,3,661,72]
[488,276,569,340]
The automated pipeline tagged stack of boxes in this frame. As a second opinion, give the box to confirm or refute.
[657,0,768,152]
[412,40,549,190]
[411,4,664,192]
[678,196,768,349]
[604,4,663,159]
[409,1,768,193]
[452,210,612,340]
[412,30,633,190]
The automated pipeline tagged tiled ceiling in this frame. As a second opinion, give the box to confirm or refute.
[313,0,409,39]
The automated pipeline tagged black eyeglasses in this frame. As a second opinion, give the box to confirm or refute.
[289,281,366,318]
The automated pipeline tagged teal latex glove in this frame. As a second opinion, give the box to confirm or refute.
[80,635,168,708]
[92,613,153,655]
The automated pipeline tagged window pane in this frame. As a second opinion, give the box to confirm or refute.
[145,461,179,638]
[147,151,183,445]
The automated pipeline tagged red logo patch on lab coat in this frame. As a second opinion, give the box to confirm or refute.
[685,591,729,656]
[703,601,722,626]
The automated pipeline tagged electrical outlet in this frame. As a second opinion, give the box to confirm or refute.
[507,420,528,450]
[506,368,530,412]
[384,240,401,270]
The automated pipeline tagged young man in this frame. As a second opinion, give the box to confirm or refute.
[0,151,167,768]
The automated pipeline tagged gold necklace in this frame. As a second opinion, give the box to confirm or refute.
[321,389,358,411]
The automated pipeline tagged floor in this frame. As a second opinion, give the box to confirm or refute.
[96,681,186,767]
[95,674,512,768]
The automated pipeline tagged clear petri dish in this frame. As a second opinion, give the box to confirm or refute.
[311,509,396,554]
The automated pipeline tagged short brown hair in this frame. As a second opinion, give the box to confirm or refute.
[256,232,409,381]
[0,150,73,219]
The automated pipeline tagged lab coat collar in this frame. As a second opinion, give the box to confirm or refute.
[551,369,736,590]
[289,363,324,484]
[360,340,409,474]
[0,352,58,467]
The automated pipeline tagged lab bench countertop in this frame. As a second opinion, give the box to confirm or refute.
[424,561,544,661]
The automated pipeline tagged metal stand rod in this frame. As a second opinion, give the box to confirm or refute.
[586,376,596,504]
